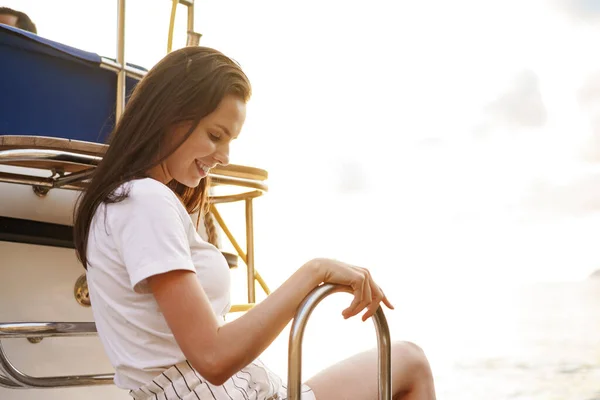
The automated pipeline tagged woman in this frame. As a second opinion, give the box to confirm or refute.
[73,46,436,400]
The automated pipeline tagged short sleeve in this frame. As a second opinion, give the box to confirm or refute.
[110,181,196,294]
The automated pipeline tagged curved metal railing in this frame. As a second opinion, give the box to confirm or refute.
[287,283,392,400]
[0,322,113,389]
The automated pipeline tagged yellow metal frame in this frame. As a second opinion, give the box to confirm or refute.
[167,0,178,53]
[208,165,271,309]
[167,0,200,54]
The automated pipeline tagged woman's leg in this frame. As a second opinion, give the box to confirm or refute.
[305,341,436,400]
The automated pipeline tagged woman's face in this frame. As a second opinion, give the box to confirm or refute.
[149,94,246,187]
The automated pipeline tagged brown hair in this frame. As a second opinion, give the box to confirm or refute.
[73,46,251,269]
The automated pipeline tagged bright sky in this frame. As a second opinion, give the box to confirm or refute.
[6,0,600,282]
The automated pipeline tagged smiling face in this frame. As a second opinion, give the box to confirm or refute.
[148,94,247,187]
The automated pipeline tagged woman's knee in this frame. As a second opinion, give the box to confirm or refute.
[392,341,433,377]
[392,340,427,358]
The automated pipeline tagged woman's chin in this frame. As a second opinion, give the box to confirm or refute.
[176,177,203,188]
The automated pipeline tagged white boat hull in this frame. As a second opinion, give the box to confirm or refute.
[0,168,129,399]
[0,240,129,399]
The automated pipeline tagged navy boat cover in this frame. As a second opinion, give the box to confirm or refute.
[0,24,145,143]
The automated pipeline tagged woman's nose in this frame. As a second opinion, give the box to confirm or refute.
[214,146,229,166]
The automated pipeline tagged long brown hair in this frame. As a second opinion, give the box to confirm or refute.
[73,46,252,269]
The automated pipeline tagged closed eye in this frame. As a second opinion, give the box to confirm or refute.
[208,132,221,141]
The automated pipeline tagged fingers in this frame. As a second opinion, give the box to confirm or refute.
[325,259,394,321]
[342,287,362,319]
[360,271,373,315]
[361,271,384,321]
[382,293,394,310]
[373,279,395,311]
[357,268,395,321]
[342,269,371,319]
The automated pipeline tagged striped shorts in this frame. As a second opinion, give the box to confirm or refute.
[129,359,316,400]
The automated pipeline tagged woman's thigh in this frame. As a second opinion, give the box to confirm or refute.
[305,341,434,400]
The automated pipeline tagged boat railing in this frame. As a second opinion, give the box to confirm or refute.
[111,0,200,121]
[0,322,112,389]
[287,284,392,400]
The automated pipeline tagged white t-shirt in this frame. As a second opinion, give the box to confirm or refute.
[86,178,231,390]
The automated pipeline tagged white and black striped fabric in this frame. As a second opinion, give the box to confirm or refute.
[129,359,316,400]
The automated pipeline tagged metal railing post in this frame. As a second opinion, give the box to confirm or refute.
[287,283,392,400]
[245,198,256,303]
[115,0,127,122]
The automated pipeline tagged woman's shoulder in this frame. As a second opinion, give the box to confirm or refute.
[110,178,184,215]
[99,178,191,233]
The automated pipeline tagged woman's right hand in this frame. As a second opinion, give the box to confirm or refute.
[308,258,394,322]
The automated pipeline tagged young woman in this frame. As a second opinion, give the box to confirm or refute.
[74,46,436,400]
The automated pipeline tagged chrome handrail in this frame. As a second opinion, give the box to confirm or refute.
[0,371,23,389]
[0,149,268,192]
[0,322,114,388]
[0,149,102,167]
[0,322,98,338]
[100,57,146,80]
[0,342,114,388]
[0,171,85,191]
[287,284,392,400]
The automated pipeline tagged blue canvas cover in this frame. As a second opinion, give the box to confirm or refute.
[0,24,144,143]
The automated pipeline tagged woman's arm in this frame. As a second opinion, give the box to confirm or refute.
[148,258,391,386]
[148,260,322,385]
